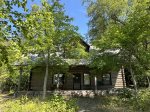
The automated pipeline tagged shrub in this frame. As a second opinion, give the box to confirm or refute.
[116,88,134,98]
[1,95,78,112]
[132,89,150,111]
[115,89,150,112]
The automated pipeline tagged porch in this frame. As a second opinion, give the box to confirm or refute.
[18,89,121,97]
[29,66,126,91]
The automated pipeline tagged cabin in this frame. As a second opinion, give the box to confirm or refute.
[28,40,126,91]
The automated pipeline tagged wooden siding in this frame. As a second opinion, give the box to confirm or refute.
[30,68,53,91]
[111,68,126,88]
[30,70,44,90]
[30,66,126,90]
[64,75,73,90]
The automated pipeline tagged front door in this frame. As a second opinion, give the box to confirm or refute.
[73,73,81,90]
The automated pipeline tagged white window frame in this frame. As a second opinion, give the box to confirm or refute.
[84,73,90,85]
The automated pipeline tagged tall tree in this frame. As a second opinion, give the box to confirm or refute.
[0,0,28,67]
[84,0,150,91]
[84,0,131,40]
[0,0,29,91]
[21,1,55,99]
[22,0,87,99]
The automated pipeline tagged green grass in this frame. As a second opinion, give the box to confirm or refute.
[0,89,149,112]
[0,94,129,112]
[0,95,78,112]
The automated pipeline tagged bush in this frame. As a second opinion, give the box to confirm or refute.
[0,95,78,112]
[0,71,30,92]
[115,89,150,112]
[132,89,150,111]
[115,88,134,98]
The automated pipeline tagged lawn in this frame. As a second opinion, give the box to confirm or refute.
[0,94,77,112]
[0,94,129,112]
[0,89,150,112]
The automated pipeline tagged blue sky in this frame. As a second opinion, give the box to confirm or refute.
[60,0,89,37]
[26,0,89,37]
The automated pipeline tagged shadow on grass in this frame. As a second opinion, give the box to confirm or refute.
[0,93,130,112]
[76,96,128,112]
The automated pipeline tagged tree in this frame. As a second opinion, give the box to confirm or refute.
[0,0,29,91]
[22,0,87,99]
[83,0,131,40]
[84,0,150,92]
[21,1,55,99]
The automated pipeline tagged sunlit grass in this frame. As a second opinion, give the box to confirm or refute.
[0,89,149,112]
[0,95,78,112]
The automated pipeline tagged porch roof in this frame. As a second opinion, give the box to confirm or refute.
[64,59,89,65]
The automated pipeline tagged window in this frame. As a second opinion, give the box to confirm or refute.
[97,73,112,86]
[102,73,112,85]
[53,74,64,85]
[84,73,90,85]
[97,76,103,86]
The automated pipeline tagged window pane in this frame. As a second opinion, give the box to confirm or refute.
[84,74,90,85]
[97,75,103,86]
[53,74,64,85]
[103,74,111,85]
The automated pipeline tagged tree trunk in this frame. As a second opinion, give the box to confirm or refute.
[56,75,60,90]
[147,76,150,88]
[94,76,97,94]
[42,50,49,100]
[129,62,138,93]
[18,67,23,92]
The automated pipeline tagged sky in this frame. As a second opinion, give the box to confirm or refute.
[26,0,89,37]
[60,0,89,37]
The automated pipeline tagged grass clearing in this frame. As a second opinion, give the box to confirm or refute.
[0,94,78,112]
[0,94,129,112]
[0,89,150,112]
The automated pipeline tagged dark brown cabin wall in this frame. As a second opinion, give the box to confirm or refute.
[93,69,126,90]
[64,75,73,90]
[30,66,126,91]
[31,70,44,90]
[47,73,53,90]
[90,76,95,90]
[30,68,53,91]
[69,65,91,90]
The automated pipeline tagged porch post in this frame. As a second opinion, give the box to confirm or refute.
[147,76,150,89]
[18,67,23,92]
[94,75,97,94]
[56,74,60,90]
[28,70,32,91]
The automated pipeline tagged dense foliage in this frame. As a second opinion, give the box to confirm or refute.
[84,0,150,90]
[0,0,87,99]
[116,89,150,112]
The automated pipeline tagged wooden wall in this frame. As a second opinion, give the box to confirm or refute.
[111,68,126,88]
[30,66,126,91]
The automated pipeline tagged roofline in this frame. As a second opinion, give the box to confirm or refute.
[80,38,90,47]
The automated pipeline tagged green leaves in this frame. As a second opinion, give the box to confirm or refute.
[86,0,150,78]
[21,2,54,53]
[84,0,129,40]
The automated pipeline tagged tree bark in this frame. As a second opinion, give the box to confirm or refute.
[129,62,138,93]
[42,50,49,100]
[147,76,150,88]
[56,74,60,90]
[18,67,23,92]
[94,76,97,94]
